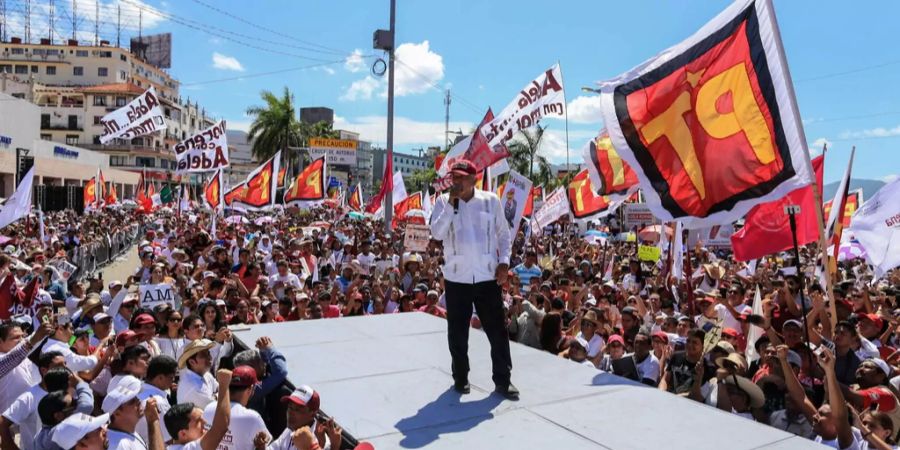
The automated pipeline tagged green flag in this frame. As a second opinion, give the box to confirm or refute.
[159,185,173,204]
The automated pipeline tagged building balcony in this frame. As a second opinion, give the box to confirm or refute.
[81,143,168,154]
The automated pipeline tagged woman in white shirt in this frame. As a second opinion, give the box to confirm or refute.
[155,311,186,361]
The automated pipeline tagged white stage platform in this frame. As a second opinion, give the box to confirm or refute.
[232,313,824,449]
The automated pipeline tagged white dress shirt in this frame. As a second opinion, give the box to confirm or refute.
[43,338,98,372]
[177,368,218,409]
[430,190,511,284]
[137,383,172,443]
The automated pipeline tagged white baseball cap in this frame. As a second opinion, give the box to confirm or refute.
[51,413,109,449]
[101,375,142,413]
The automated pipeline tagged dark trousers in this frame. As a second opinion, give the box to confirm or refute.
[445,279,512,387]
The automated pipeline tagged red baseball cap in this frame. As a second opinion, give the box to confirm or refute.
[651,331,669,344]
[607,334,625,346]
[231,365,259,387]
[722,328,740,338]
[449,159,477,176]
[115,330,139,348]
[282,385,320,411]
[133,314,157,326]
[861,313,884,329]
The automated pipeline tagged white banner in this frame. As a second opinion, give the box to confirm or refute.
[403,224,431,253]
[174,120,230,174]
[139,283,175,308]
[532,187,568,230]
[687,224,735,249]
[481,63,566,147]
[849,179,900,277]
[501,170,533,237]
[99,87,167,144]
[623,203,660,231]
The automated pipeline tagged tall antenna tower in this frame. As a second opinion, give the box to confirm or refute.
[70,0,75,40]
[444,89,451,150]
[24,0,30,43]
[94,0,99,45]
[1,0,6,42]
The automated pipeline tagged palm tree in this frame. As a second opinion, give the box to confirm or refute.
[246,87,302,164]
[302,120,340,144]
[507,126,553,186]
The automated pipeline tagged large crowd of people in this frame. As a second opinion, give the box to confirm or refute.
[0,194,897,450]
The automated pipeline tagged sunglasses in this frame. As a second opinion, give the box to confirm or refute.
[581,320,596,328]
[168,317,183,322]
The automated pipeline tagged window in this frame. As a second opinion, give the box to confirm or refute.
[40,134,52,141]
[11,48,24,55]
[160,159,169,169]
[120,54,127,62]
[65,135,79,145]
[73,66,84,76]
[93,116,102,125]
[30,65,38,73]
[45,66,56,75]
[68,115,78,130]
[11,93,24,99]
[93,96,107,106]
[0,65,11,73]
[46,49,59,56]
[98,67,108,77]
[99,51,112,58]
[41,114,50,128]
[14,65,27,74]
[110,155,128,166]
[135,157,155,168]
[116,96,126,107]
[76,50,88,57]
[119,70,127,81]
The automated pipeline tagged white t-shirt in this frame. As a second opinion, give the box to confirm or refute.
[137,383,172,443]
[815,427,865,450]
[0,354,39,413]
[65,295,82,316]
[576,332,605,358]
[269,273,302,300]
[202,402,268,450]
[267,423,331,450]
[168,441,202,450]
[177,369,218,409]
[107,429,148,450]
[357,253,376,274]
[1,384,46,450]
[631,352,661,383]
[716,303,751,331]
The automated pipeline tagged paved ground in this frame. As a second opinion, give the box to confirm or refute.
[97,243,140,283]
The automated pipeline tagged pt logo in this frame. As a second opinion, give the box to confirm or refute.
[612,4,796,218]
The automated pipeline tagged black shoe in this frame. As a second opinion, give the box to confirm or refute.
[495,383,519,400]
[453,382,471,394]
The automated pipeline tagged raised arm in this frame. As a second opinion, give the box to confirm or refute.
[201,369,233,450]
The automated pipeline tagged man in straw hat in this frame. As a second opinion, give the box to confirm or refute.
[177,339,218,409]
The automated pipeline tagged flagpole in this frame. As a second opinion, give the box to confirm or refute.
[763,0,837,329]
[382,0,396,235]
[559,60,570,177]
[785,205,812,366]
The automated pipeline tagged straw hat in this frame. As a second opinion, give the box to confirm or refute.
[724,375,766,409]
[177,339,216,369]
[703,263,725,279]
[715,353,748,372]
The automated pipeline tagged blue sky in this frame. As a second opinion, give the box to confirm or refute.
[107,0,898,185]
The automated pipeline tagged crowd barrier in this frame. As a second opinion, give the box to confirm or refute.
[66,224,143,281]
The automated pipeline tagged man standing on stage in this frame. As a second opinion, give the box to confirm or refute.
[430,159,517,400]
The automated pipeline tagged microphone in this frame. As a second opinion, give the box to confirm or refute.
[452,197,460,214]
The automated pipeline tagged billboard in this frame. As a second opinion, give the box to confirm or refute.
[130,33,172,69]
[309,137,357,165]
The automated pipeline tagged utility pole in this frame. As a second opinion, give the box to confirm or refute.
[373,0,396,233]
[48,0,54,43]
[116,4,121,47]
[71,0,75,41]
[24,0,30,44]
[1,0,6,43]
[94,0,99,46]
[444,89,451,150]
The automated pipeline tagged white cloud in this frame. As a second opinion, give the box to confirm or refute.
[339,76,381,102]
[208,37,223,45]
[334,115,472,146]
[212,52,245,72]
[882,174,899,184]
[810,138,831,155]
[393,41,444,97]
[344,49,366,73]
[323,67,336,75]
[839,124,900,139]
[563,95,604,124]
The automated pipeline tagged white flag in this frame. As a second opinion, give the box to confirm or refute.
[481,63,566,148]
[437,135,473,176]
[392,171,408,207]
[99,87,167,144]
[745,286,765,363]
[0,166,35,230]
[671,221,684,280]
[532,187,569,230]
[849,178,900,277]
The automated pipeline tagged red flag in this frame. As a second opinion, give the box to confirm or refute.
[105,182,118,205]
[0,274,39,320]
[204,170,223,210]
[524,186,543,217]
[731,155,824,261]
[365,154,393,214]
[83,178,97,209]
[284,157,326,206]
[348,184,363,211]
[463,109,510,172]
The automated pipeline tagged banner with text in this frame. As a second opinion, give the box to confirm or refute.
[532,187,568,230]
[309,137,357,165]
[481,63,566,148]
[403,224,431,253]
[623,203,661,230]
[174,120,230,174]
[99,87,167,144]
[140,283,175,308]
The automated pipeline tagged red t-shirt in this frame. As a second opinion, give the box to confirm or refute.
[859,386,897,412]
[323,305,341,318]
[418,305,447,319]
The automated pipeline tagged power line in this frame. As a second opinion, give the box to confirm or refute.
[393,58,484,115]
[185,0,346,55]
[117,0,346,63]
[796,58,900,83]
[180,59,356,86]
